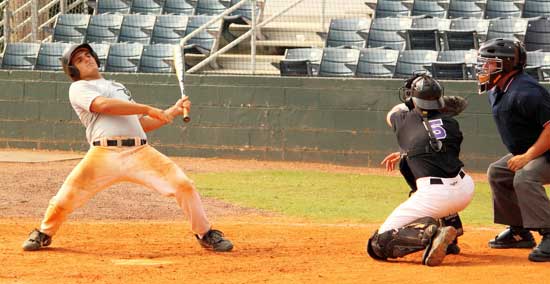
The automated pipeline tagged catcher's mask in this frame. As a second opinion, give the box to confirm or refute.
[476,38,526,95]
[60,43,100,81]
[410,74,445,110]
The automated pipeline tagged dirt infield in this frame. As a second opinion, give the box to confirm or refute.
[1,151,548,283]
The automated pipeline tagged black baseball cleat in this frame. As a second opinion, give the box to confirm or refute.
[22,229,52,251]
[196,229,233,252]
[488,227,536,249]
[446,240,460,255]
[529,232,550,262]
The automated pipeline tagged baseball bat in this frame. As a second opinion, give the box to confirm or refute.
[173,45,190,123]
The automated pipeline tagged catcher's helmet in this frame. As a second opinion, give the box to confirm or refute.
[410,74,445,110]
[60,43,100,81]
[476,38,526,94]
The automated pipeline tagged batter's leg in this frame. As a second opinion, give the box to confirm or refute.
[23,147,121,251]
[126,145,212,236]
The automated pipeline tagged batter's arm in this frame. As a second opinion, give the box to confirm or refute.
[139,97,190,132]
[91,96,171,124]
[507,124,550,171]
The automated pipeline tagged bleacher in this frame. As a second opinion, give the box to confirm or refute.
[2,0,550,79]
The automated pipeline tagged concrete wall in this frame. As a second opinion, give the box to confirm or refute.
[0,70,526,171]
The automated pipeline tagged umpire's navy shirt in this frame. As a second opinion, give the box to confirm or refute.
[488,72,550,155]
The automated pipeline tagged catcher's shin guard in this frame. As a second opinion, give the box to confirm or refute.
[367,217,439,260]
[440,213,463,236]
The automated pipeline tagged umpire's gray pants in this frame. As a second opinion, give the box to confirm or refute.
[488,154,550,229]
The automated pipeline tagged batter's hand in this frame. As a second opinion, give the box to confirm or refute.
[147,106,172,124]
[166,96,191,118]
[507,154,531,172]
[381,152,401,172]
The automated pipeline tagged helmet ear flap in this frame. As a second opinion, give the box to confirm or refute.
[68,65,80,79]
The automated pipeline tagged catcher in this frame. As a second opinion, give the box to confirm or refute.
[21,43,233,252]
[367,74,474,266]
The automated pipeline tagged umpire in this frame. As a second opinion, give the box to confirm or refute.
[477,38,550,262]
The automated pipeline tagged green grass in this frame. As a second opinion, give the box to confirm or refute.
[191,170,495,226]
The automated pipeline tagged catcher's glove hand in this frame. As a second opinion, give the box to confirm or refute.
[441,96,468,116]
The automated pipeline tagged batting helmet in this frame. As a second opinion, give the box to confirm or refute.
[410,74,445,110]
[476,38,526,94]
[60,43,100,81]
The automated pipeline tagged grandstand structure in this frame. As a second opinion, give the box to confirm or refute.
[1,0,550,80]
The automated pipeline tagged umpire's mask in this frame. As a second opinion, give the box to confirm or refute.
[410,75,445,110]
[476,38,526,95]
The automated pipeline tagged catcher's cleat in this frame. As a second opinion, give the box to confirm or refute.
[422,226,457,267]
[488,227,536,249]
[446,242,460,255]
[196,229,233,252]
[22,229,52,251]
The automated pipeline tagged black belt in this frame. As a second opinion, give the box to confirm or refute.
[430,170,466,185]
[92,139,147,147]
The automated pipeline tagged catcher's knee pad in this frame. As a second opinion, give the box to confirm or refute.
[439,213,463,237]
[367,217,439,260]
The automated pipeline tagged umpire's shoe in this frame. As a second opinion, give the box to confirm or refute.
[488,226,536,249]
[422,226,457,267]
[528,230,550,262]
[196,229,233,252]
[22,229,51,251]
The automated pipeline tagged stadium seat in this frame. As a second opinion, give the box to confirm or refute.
[35,42,70,71]
[279,47,323,76]
[365,0,412,18]
[279,60,314,76]
[118,14,156,44]
[440,18,489,50]
[151,15,189,45]
[95,0,131,14]
[324,18,371,48]
[524,17,550,51]
[0,42,40,70]
[318,48,360,77]
[411,0,449,18]
[139,44,175,73]
[447,0,486,19]
[355,47,399,78]
[486,18,528,41]
[525,50,550,80]
[105,43,144,72]
[163,0,195,15]
[195,0,227,15]
[393,49,438,78]
[523,0,550,19]
[85,14,124,44]
[431,49,476,79]
[130,0,164,15]
[52,14,90,43]
[89,43,110,71]
[403,17,450,51]
[183,15,222,55]
[367,17,413,50]
[222,0,266,42]
[485,0,522,19]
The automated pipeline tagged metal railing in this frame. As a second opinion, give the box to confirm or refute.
[181,0,306,75]
[1,0,87,51]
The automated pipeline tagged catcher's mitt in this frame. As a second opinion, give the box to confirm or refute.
[441,96,468,116]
